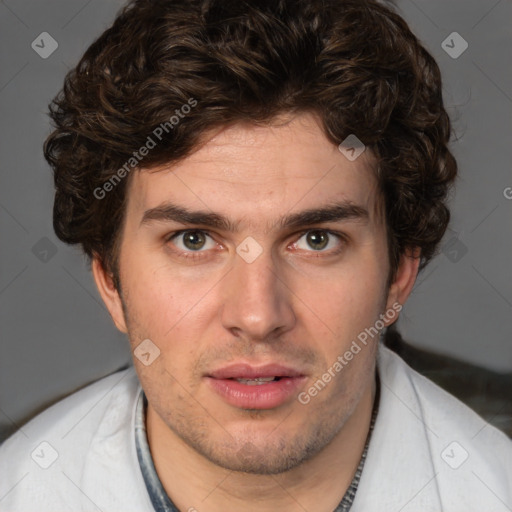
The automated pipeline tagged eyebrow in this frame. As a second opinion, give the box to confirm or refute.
[140,201,369,231]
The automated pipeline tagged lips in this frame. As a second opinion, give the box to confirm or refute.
[205,363,307,409]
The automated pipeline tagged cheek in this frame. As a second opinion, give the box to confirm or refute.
[120,250,210,327]
[120,252,222,381]
[305,263,386,335]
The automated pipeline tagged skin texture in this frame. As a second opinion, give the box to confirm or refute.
[93,113,419,511]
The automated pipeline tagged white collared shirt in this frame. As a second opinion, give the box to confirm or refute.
[1,345,511,511]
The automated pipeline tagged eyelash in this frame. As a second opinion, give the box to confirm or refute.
[165,230,219,261]
[165,229,347,260]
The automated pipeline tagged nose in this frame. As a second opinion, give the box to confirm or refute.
[220,246,296,342]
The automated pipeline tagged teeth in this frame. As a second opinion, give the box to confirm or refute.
[236,377,276,385]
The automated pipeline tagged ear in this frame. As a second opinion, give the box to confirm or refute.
[384,248,421,325]
[92,256,128,333]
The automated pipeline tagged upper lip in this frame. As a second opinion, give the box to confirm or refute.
[207,363,306,380]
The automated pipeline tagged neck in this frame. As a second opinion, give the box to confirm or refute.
[146,376,376,512]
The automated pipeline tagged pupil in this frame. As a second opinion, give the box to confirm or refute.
[184,231,205,250]
[307,231,328,250]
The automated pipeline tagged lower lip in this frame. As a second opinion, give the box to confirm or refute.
[206,377,306,409]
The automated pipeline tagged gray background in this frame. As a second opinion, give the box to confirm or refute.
[1,0,511,440]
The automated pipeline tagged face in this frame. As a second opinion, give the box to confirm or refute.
[94,113,416,475]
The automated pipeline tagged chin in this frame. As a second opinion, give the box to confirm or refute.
[191,422,343,475]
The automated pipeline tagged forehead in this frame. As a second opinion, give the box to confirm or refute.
[126,113,381,225]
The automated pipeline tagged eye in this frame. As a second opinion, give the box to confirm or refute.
[293,230,343,252]
[168,230,216,252]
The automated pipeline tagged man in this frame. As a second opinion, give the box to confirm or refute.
[1,0,511,510]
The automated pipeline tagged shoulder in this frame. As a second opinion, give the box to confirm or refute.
[380,344,510,440]
[1,367,139,449]
[0,367,150,512]
[379,344,512,453]
[377,345,512,507]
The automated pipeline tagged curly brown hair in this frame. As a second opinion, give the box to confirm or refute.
[44,0,457,285]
